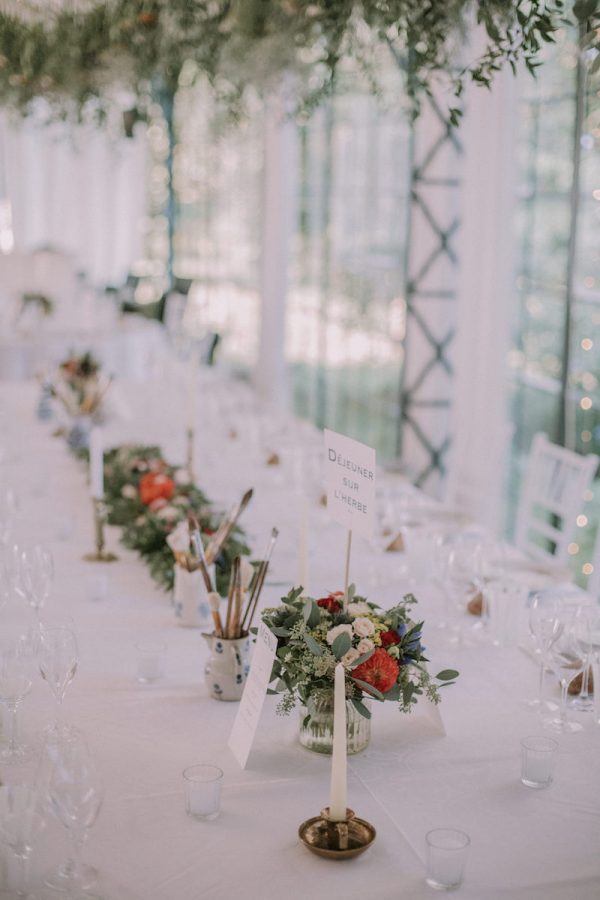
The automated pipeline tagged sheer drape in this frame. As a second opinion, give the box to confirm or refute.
[0,108,147,286]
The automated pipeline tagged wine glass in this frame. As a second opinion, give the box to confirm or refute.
[438,532,484,643]
[527,594,562,710]
[546,609,589,734]
[0,784,45,899]
[45,734,104,900]
[37,727,99,893]
[39,625,78,735]
[0,635,36,765]
[18,543,54,617]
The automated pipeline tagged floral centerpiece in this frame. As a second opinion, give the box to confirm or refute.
[51,351,110,424]
[102,444,250,595]
[261,586,458,754]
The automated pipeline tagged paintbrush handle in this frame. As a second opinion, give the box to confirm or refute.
[208,592,224,637]
[245,561,270,633]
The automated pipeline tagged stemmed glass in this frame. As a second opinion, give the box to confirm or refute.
[546,609,589,734]
[39,626,79,735]
[18,543,54,617]
[44,733,104,900]
[438,532,484,643]
[527,594,562,710]
[0,635,36,764]
[0,784,45,899]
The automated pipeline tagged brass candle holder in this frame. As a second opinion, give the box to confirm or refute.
[83,498,118,562]
[298,807,376,860]
[186,426,195,483]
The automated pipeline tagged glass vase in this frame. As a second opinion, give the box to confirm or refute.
[298,693,371,755]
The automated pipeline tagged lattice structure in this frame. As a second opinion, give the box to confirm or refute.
[397,94,462,496]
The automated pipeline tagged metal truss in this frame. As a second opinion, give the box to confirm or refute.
[396,93,462,495]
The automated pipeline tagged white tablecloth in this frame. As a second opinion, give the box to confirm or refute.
[0,379,599,900]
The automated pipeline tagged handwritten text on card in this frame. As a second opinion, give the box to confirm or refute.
[324,429,376,540]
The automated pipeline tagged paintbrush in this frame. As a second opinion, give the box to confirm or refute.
[241,527,279,633]
[187,512,214,592]
[204,488,253,565]
[208,591,224,637]
[231,557,244,638]
[224,557,240,639]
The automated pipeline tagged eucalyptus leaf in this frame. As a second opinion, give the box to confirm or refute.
[331,631,352,660]
[436,669,460,681]
[304,633,324,656]
[352,677,384,701]
[351,697,372,719]
[349,648,375,668]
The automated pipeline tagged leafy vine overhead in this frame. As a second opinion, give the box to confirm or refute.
[0,0,598,123]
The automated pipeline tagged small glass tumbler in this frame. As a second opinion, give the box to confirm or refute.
[520,736,558,789]
[183,765,223,821]
[425,828,470,891]
[135,641,166,683]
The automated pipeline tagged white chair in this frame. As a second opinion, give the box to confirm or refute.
[515,433,598,566]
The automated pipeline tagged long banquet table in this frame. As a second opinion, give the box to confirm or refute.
[0,376,599,900]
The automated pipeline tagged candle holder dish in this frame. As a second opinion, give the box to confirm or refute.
[298,807,376,859]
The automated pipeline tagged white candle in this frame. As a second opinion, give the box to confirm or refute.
[329,663,347,821]
[89,428,104,498]
[186,355,196,432]
[297,497,309,592]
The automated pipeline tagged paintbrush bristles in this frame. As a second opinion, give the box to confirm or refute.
[209,592,224,637]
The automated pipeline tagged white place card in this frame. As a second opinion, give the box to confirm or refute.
[324,429,376,540]
[228,621,278,769]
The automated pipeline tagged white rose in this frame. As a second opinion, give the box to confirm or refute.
[121,484,137,499]
[342,648,360,667]
[326,624,353,645]
[352,617,375,637]
[174,468,190,485]
[347,601,371,617]
[356,638,374,655]
[156,505,178,521]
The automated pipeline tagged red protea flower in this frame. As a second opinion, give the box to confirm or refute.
[317,593,342,614]
[352,648,399,694]
[380,629,401,648]
[139,472,175,506]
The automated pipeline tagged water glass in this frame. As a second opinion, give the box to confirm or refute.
[183,764,223,820]
[425,828,470,891]
[486,578,527,647]
[135,640,166,683]
[520,736,558,789]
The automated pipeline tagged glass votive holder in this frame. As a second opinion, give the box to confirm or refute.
[183,764,223,821]
[520,735,558,789]
[135,640,166,683]
[425,828,470,891]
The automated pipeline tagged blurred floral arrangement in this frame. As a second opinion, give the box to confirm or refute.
[261,585,458,719]
[102,443,250,594]
[0,0,595,126]
[50,350,111,419]
[18,291,53,318]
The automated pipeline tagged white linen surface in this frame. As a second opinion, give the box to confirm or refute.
[0,379,599,900]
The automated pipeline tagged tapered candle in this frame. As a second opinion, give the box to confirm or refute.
[297,496,309,593]
[89,428,104,499]
[186,355,195,433]
[329,663,347,822]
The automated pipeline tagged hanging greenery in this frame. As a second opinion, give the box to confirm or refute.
[0,0,597,123]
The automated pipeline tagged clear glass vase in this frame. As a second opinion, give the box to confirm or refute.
[298,693,371,755]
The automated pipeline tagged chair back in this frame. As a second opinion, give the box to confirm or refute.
[515,433,598,565]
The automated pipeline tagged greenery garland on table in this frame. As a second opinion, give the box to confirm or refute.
[0,1,598,124]
[101,443,250,594]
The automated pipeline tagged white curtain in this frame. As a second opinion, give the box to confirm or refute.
[0,107,148,287]
[446,68,518,534]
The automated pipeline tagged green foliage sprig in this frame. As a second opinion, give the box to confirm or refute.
[0,1,595,123]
